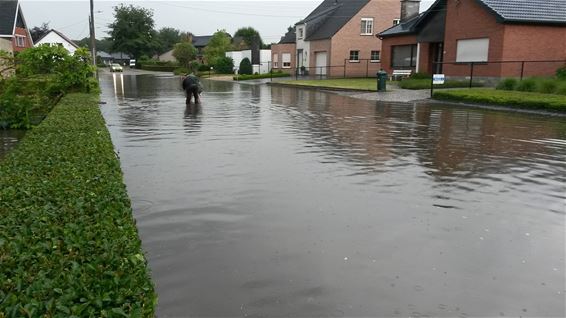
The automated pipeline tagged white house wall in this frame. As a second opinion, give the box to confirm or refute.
[35,32,76,55]
[295,23,310,68]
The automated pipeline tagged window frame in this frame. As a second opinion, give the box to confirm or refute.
[360,18,374,35]
[349,50,360,63]
[456,38,490,63]
[15,35,26,47]
[272,54,279,68]
[391,44,417,68]
[297,27,304,40]
[282,53,291,68]
[370,50,381,63]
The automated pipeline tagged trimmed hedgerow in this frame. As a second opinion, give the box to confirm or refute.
[433,89,566,112]
[0,93,156,317]
[233,71,290,81]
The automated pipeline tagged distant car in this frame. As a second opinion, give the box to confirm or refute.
[110,63,123,72]
[129,59,136,68]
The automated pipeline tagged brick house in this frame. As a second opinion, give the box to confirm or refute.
[271,28,297,74]
[272,0,400,78]
[0,0,33,54]
[378,0,566,78]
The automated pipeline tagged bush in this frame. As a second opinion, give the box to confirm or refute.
[189,61,201,73]
[410,72,431,80]
[173,67,189,75]
[539,79,558,94]
[214,56,234,74]
[233,71,291,81]
[433,89,566,112]
[0,93,156,316]
[496,78,518,91]
[198,64,211,72]
[239,57,253,75]
[140,65,177,72]
[516,78,537,92]
[556,82,566,95]
[556,65,566,80]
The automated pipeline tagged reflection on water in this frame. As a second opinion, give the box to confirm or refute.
[0,130,25,159]
[100,74,566,318]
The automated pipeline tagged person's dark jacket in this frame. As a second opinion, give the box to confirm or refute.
[182,75,203,93]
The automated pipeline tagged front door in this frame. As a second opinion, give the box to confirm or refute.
[429,42,444,74]
[315,52,327,75]
[297,49,303,68]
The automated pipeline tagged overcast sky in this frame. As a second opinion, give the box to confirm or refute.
[20,0,434,42]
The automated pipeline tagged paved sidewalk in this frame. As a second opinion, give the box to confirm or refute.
[335,86,431,102]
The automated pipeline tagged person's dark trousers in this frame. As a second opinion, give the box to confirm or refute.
[186,87,200,104]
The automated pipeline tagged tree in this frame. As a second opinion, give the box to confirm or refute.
[155,27,181,54]
[173,42,197,69]
[203,30,231,66]
[30,22,50,43]
[75,37,113,53]
[214,56,234,74]
[234,27,264,50]
[239,57,252,75]
[108,4,156,59]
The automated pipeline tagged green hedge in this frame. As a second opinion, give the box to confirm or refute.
[0,93,156,317]
[399,78,484,90]
[140,65,177,72]
[234,72,291,81]
[433,89,566,112]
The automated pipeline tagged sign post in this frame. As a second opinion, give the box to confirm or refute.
[431,73,445,97]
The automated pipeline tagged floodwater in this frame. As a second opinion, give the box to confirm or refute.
[0,130,25,159]
[100,73,566,318]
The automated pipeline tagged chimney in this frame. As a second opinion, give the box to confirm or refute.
[400,0,421,22]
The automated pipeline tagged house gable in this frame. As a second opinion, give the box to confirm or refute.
[304,0,371,41]
[0,1,19,37]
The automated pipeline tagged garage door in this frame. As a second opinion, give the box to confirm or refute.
[315,52,327,75]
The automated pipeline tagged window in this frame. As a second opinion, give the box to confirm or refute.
[456,38,489,62]
[282,53,291,68]
[349,50,360,62]
[361,18,373,35]
[15,36,26,47]
[370,50,381,62]
[273,54,279,68]
[391,45,417,68]
[297,28,304,40]
[393,19,401,25]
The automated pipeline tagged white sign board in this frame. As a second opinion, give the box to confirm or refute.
[433,74,445,85]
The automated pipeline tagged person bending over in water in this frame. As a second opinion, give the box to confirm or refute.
[182,73,202,104]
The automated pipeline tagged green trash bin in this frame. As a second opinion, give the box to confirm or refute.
[377,70,387,92]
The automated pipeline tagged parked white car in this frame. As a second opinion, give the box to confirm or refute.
[110,63,123,72]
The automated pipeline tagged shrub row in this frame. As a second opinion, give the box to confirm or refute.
[433,89,566,112]
[0,93,156,317]
[234,71,291,81]
[496,77,566,95]
[140,65,178,72]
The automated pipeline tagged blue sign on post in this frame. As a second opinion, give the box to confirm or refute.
[433,74,445,85]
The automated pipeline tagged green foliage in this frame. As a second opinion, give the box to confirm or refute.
[140,65,178,72]
[410,72,431,80]
[556,65,566,80]
[155,27,181,54]
[189,61,201,73]
[0,77,55,129]
[234,71,290,81]
[173,67,189,75]
[238,57,252,75]
[516,78,537,92]
[203,30,232,66]
[398,78,483,90]
[557,82,566,95]
[539,79,558,94]
[233,27,264,50]
[213,56,234,74]
[496,78,518,91]
[29,22,50,43]
[172,42,197,69]
[109,4,157,59]
[198,64,211,72]
[75,37,114,53]
[433,89,566,112]
[0,93,157,316]
[16,44,69,76]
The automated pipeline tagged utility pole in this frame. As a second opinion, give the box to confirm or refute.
[89,0,97,69]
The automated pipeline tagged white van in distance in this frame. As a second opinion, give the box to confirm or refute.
[129,59,136,68]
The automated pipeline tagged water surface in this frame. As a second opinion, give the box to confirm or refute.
[0,130,25,159]
[100,73,566,318]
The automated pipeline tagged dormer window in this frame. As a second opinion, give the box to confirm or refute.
[393,19,401,25]
[298,27,304,40]
[361,18,373,35]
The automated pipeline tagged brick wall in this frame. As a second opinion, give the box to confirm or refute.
[12,27,32,52]
[271,43,296,74]
[330,0,400,77]
[308,39,331,75]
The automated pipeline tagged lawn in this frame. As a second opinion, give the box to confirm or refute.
[433,88,566,112]
[399,78,484,90]
[279,78,379,91]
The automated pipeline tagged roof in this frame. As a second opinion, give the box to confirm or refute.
[299,0,371,41]
[279,29,296,44]
[97,51,112,59]
[378,12,424,37]
[110,52,131,59]
[36,29,79,48]
[0,0,19,36]
[192,35,212,47]
[476,0,566,25]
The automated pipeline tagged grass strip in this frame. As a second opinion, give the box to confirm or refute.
[234,72,291,81]
[0,93,156,317]
[433,89,566,112]
[279,78,378,91]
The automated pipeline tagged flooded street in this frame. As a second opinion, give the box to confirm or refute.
[99,73,565,318]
